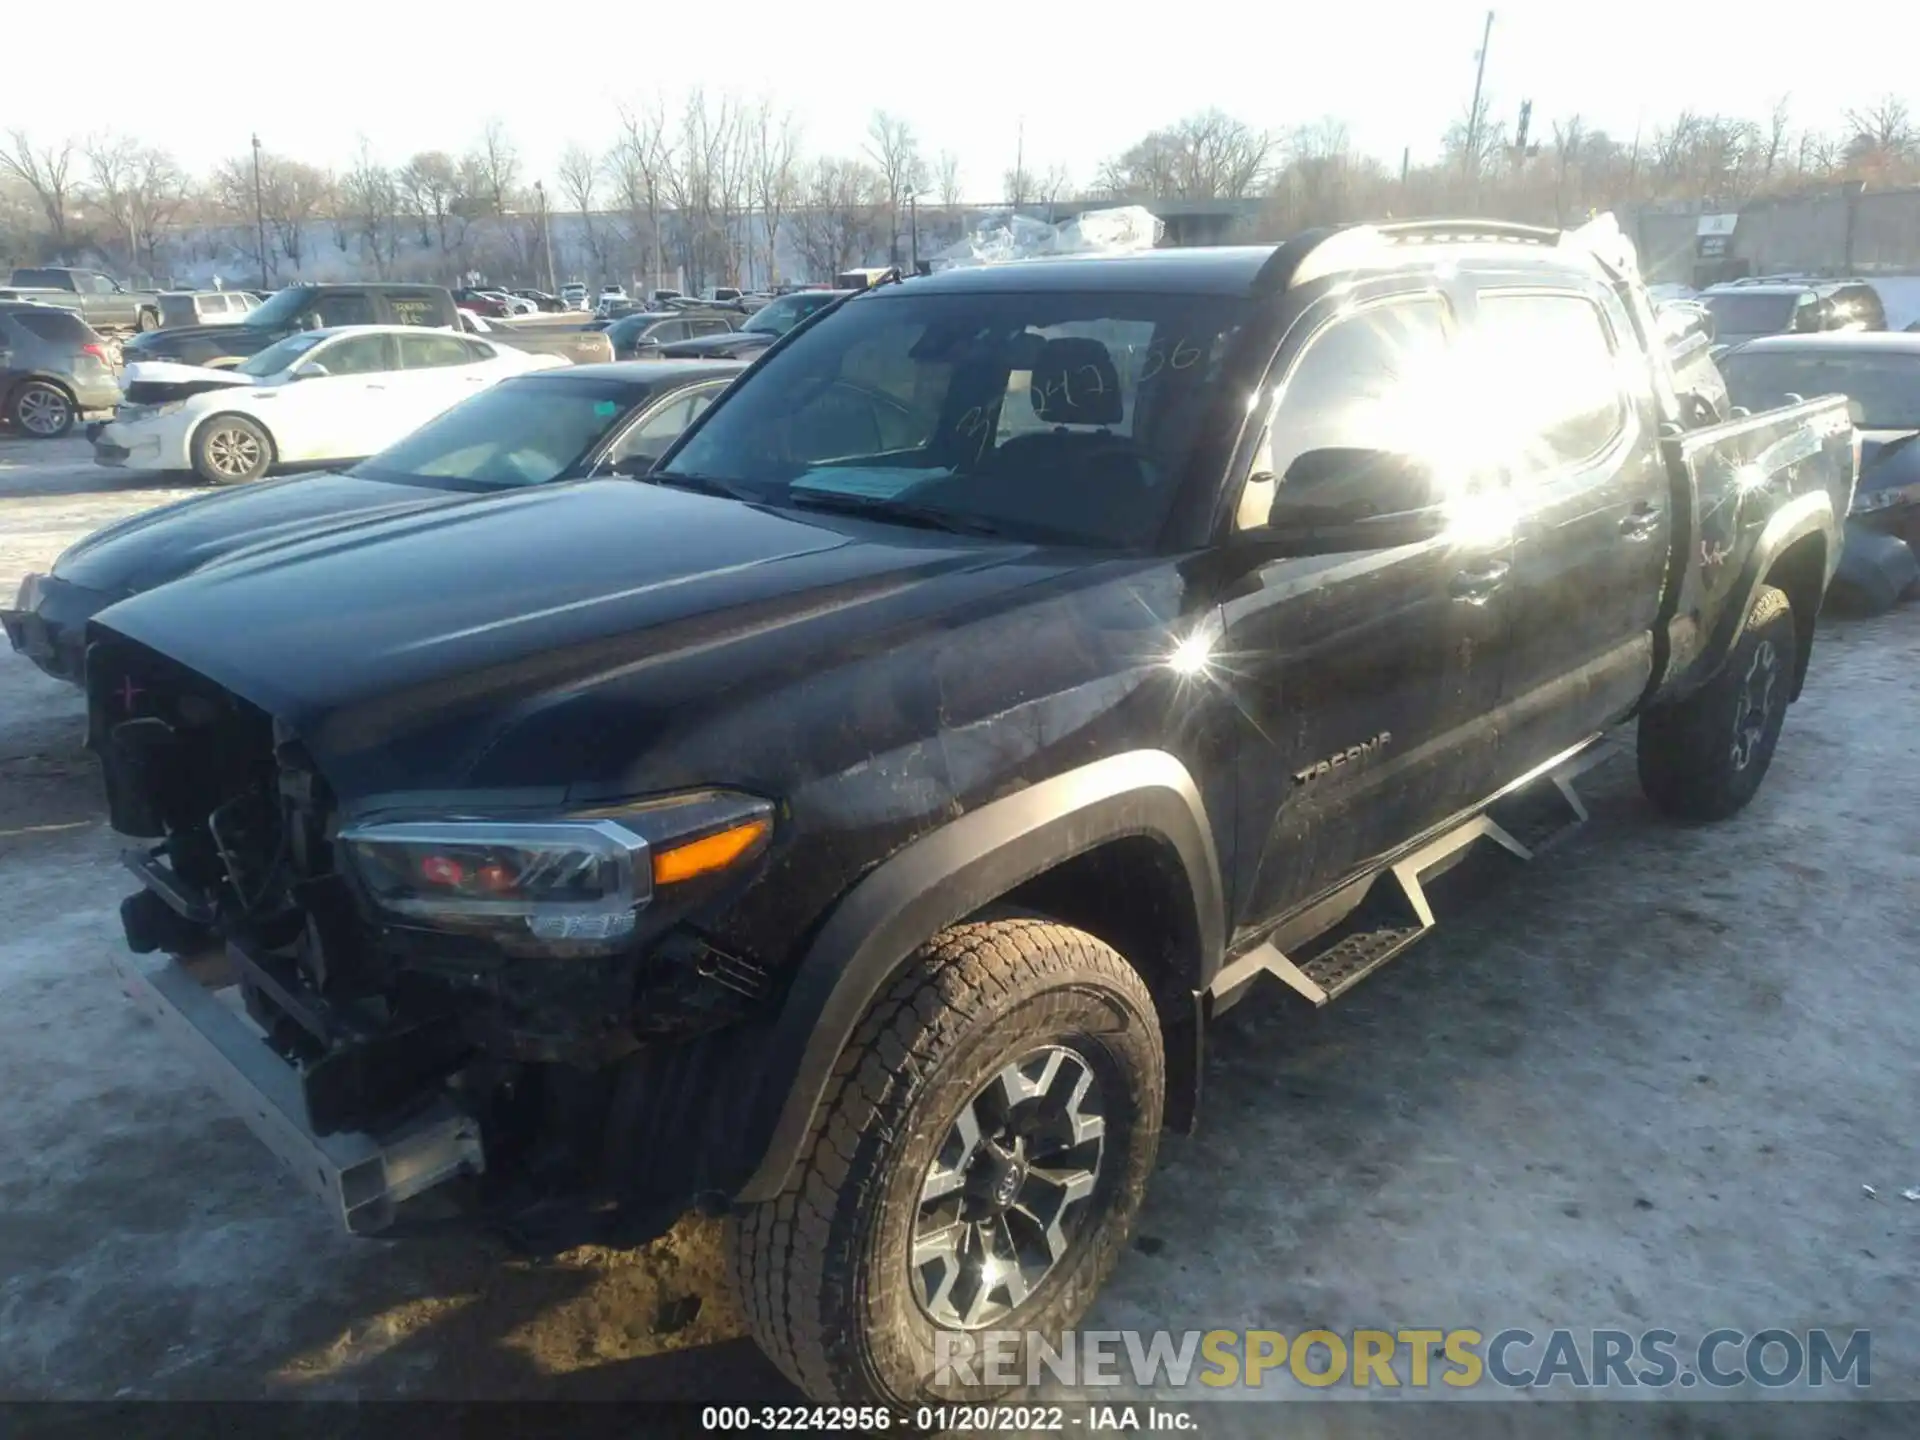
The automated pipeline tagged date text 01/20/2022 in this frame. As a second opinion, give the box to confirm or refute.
[700,1405,1195,1431]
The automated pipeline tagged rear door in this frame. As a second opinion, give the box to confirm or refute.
[1469,281,1673,773]
[391,332,489,442]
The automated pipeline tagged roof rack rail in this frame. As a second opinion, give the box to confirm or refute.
[1250,224,1353,294]
[1372,218,1563,247]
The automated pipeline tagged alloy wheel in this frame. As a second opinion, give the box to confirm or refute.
[910,1045,1107,1331]
[205,426,263,479]
[15,384,71,437]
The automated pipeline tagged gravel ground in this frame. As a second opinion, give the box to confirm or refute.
[1,432,1914,1407]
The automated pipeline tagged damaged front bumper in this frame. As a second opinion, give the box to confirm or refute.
[111,943,486,1235]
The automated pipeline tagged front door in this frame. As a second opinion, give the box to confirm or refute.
[269,331,399,463]
[1221,285,1516,939]
[1465,283,1673,775]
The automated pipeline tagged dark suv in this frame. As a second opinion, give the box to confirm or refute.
[1,302,121,438]
[1700,277,1887,351]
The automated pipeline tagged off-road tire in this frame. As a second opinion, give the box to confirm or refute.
[8,379,75,438]
[1638,583,1797,821]
[730,917,1165,1409]
[190,413,273,485]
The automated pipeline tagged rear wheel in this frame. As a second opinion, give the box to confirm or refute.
[8,380,75,438]
[730,917,1164,1409]
[190,414,272,485]
[1638,583,1797,821]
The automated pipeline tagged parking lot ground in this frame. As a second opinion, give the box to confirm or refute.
[1,433,1915,1403]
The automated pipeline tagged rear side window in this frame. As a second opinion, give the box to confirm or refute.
[387,292,444,327]
[1472,291,1627,469]
[398,333,474,368]
[314,292,377,327]
[11,307,94,344]
[10,268,66,288]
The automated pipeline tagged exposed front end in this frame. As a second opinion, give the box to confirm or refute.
[88,630,782,1241]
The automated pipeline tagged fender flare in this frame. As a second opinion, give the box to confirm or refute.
[1712,491,1833,682]
[732,749,1225,1204]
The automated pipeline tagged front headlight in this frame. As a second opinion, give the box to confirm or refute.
[12,572,42,610]
[337,789,773,954]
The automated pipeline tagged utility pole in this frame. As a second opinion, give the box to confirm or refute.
[1462,10,1494,183]
[1014,117,1024,210]
[250,133,269,291]
[535,179,557,294]
[909,192,920,271]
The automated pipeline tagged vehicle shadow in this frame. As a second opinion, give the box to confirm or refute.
[0,461,188,501]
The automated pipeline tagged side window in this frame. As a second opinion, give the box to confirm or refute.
[1472,291,1628,469]
[1238,297,1453,532]
[91,273,118,295]
[460,338,495,362]
[314,292,377,327]
[606,384,724,468]
[312,334,393,376]
[693,319,731,336]
[649,321,688,344]
[388,293,442,327]
[398,333,474,369]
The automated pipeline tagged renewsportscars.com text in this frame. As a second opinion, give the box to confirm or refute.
[932,1327,1871,1391]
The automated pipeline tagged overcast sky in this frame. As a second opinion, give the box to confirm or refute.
[10,1,1908,198]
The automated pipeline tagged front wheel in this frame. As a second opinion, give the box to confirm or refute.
[190,414,272,485]
[731,917,1165,1409]
[1638,583,1797,821]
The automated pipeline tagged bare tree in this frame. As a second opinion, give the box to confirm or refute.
[1844,95,1917,172]
[1003,163,1035,209]
[1,131,79,248]
[1095,110,1272,201]
[340,141,400,275]
[1759,97,1791,187]
[863,110,925,265]
[608,100,674,291]
[663,90,742,291]
[85,134,187,274]
[935,150,962,211]
[792,157,885,279]
[557,143,606,283]
[750,102,802,287]
[397,151,460,262]
[472,118,521,215]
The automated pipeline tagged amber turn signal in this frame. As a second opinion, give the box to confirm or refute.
[651,817,771,886]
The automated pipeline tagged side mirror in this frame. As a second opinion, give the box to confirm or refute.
[1260,447,1449,552]
[300,312,325,332]
[291,361,329,380]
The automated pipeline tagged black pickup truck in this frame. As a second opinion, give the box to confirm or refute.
[119,283,608,368]
[86,218,1852,1410]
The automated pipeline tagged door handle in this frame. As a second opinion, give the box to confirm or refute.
[1619,503,1661,539]
[1449,559,1510,604]
[363,383,386,391]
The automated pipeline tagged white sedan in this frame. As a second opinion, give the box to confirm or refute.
[94,325,565,485]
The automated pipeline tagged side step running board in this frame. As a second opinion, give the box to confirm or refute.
[1209,737,1615,1011]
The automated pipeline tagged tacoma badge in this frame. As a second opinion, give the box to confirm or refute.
[1293,731,1392,787]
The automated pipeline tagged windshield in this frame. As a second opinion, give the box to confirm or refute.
[243,288,318,329]
[234,331,326,377]
[744,292,838,336]
[351,377,638,487]
[1722,350,1920,430]
[1703,292,1798,337]
[659,289,1244,547]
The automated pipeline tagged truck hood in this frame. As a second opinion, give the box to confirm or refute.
[125,323,278,361]
[55,471,485,595]
[92,481,1051,793]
